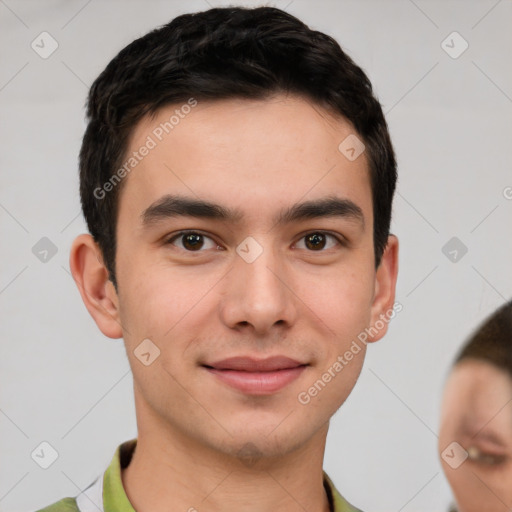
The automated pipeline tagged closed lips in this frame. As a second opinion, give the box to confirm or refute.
[203,356,307,372]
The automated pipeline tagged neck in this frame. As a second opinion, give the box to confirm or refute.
[121,397,331,512]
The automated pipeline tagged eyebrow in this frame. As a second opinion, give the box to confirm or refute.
[470,429,507,448]
[459,424,507,448]
[141,194,365,229]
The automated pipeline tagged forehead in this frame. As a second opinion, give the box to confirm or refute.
[118,94,372,226]
[443,360,512,430]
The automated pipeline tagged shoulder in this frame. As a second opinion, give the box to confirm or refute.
[33,496,79,512]
[323,471,364,512]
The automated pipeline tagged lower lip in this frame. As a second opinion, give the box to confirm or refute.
[204,366,307,395]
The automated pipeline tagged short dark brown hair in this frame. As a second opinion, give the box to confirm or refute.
[454,300,512,378]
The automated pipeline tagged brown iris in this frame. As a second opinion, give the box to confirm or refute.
[304,233,327,250]
[181,233,204,251]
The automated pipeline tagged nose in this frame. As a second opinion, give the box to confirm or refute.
[218,241,298,336]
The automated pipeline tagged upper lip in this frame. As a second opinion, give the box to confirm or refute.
[204,356,306,372]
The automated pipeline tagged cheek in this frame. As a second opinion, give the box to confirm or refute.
[306,263,374,329]
[294,268,373,390]
[117,257,204,343]
[449,466,512,511]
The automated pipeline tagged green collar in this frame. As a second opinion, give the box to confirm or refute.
[103,438,361,512]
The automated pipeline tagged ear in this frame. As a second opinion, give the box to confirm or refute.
[367,234,399,343]
[69,233,123,339]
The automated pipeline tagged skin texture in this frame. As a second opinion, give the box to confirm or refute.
[439,359,512,512]
[70,94,399,512]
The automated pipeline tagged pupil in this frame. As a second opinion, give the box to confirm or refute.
[184,233,203,250]
[306,233,325,250]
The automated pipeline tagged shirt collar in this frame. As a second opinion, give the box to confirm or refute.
[102,438,361,512]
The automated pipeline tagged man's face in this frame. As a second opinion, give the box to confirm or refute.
[107,95,395,461]
[439,360,512,512]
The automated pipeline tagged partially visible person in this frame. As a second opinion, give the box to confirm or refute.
[439,300,512,512]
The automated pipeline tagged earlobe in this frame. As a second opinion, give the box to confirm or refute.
[69,234,123,339]
[367,235,399,343]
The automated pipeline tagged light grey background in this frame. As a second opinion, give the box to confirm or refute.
[1,0,511,511]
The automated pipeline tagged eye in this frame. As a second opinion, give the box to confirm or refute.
[294,231,343,251]
[467,446,508,466]
[165,230,344,253]
[165,231,220,252]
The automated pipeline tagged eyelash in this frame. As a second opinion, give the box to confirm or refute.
[467,447,508,467]
[164,230,345,252]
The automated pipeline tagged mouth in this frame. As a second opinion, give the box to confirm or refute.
[202,356,308,395]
